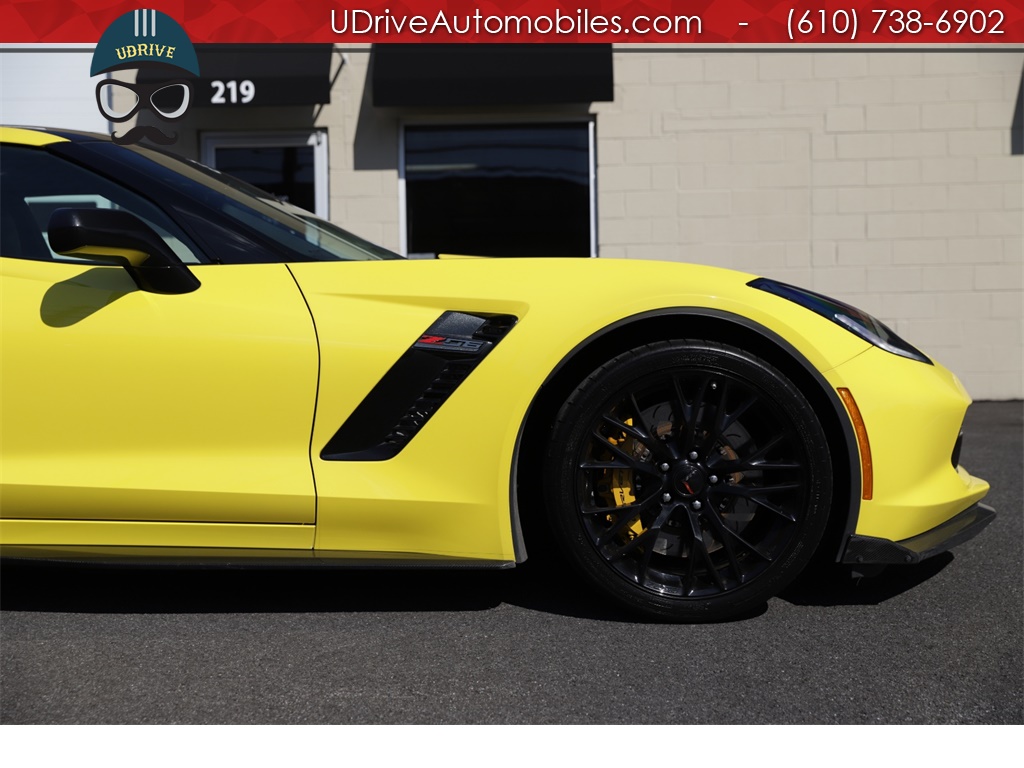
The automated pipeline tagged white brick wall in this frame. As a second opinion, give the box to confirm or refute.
[588,50,1023,400]
[324,48,1022,400]
[321,49,402,251]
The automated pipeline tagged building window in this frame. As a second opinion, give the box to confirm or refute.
[200,131,329,218]
[402,122,595,258]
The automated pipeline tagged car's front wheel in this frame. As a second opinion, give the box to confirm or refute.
[544,340,832,622]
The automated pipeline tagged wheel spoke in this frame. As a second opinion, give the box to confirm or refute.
[606,503,676,560]
[597,514,641,546]
[700,391,758,457]
[682,376,711,454]
[710,459,803,472]
[594,496,659,545]
[685,511,725,591]
[682,535,699,596]
[600,413,650,443]
[581,496,657,517]
[671,377,689,425]
[714,482,802,496]
[589,428,643,468]
[701,511,746,585]
[587,429,661,476]
[711,483,800,522]
[735,495,794,522]
[702,380,732,453]
[628,393,654,433]
[606,527,656,561]
[580,460,631,471]
[627,393,673,461]
[707,433,787,472]
[717,524,774,563]
[634,538,658,588]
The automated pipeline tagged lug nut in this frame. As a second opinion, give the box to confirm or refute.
[709,475,718,484]
[689,452,699,460]
[692,501,702,510]
[662,493,672,503]
[660,463,670,472]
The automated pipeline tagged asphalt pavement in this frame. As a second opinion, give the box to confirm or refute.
[1,401,1020,724]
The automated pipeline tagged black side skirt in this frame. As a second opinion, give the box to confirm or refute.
[0,545,515,570]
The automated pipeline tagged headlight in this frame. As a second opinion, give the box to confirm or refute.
[748,277,931,365]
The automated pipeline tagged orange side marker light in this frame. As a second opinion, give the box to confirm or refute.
[837,387,873,501]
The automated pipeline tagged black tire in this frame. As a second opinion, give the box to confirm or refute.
[544,340,832,622]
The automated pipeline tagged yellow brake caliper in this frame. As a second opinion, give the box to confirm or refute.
[598,419,646,542]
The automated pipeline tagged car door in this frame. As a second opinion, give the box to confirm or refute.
[0,142,318,535]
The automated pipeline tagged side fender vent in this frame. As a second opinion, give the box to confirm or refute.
[321,311,518,461]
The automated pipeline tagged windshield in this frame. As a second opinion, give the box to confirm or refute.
[92,141,403,263]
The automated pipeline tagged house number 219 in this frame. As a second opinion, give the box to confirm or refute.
[211,80,255,105]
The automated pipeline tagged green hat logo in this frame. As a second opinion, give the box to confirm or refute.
[91,9,199,77]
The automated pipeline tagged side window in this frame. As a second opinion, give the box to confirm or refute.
[0,145,206,264]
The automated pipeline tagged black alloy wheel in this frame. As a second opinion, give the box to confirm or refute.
[544,340,832,622]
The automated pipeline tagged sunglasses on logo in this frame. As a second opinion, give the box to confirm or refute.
[96,79,193,122]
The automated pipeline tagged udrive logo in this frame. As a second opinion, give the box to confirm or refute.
[91,9,200,145]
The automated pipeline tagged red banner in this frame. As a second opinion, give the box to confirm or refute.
[2,0,1024,43]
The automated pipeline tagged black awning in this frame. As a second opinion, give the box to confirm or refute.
[140,44,333,107]
[372,44,613,108]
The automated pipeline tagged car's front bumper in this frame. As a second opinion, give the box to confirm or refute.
[824,345,992,560]
[841,502,996,565]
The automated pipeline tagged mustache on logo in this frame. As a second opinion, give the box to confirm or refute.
[111,125,178,145]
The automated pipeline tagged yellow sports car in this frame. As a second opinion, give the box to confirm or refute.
[0,126,995,621]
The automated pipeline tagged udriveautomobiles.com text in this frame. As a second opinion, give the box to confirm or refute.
[330,8,703,36]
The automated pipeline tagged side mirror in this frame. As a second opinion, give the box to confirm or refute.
[48,208,200,295]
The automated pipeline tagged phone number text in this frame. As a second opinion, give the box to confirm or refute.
[786,8,1006,41]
